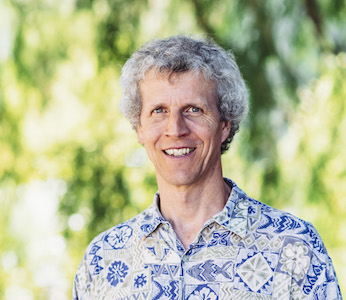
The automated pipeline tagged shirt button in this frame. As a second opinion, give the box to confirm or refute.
[182,256,189,262]
[162,224,169,230]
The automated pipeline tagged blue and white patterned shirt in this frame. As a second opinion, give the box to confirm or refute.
[73,179,342,299]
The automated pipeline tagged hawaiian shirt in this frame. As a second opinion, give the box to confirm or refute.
[73,178,342,299]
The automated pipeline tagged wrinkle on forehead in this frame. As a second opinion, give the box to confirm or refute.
[140,69,216,97]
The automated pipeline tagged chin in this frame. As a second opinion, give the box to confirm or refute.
[161,173,199,187]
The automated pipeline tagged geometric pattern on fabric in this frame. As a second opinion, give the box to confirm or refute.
[237,253,273,292]
[146,263,180,279]
[85,269,107,300]
[302,256,325,295]
[189,248,234,263]
[228,217,247,239]
[243,234,256,248]
[106,286,131,300]
[132,241,144,269]
[189,244,239,262]
[89,242,104,276]
[272,272,291,300]
[233,289,272,299]
[291,279,306,300]
[117,292,150,300]
[256,235,269,251]
[151,279,179,299]
[219,282,234,299]
[269,236,283,252]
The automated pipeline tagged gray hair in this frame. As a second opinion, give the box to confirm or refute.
[119,35,248,153]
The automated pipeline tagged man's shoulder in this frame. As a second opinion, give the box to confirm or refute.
[252,197,315,236]
[83,205,154,259]
[244,195,330,259]
[231,181,314,237]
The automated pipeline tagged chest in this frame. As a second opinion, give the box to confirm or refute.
[87,228,310,299]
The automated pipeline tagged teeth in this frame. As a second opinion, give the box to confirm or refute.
[165,149,174,155]
[165,148,194,157]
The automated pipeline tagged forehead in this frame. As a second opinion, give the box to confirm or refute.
[139,69,216,104]
[141,68,210,84]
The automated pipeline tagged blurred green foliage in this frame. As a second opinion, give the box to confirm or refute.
[0,0,345,298]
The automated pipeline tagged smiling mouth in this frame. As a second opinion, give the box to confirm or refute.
[164,148,196,157]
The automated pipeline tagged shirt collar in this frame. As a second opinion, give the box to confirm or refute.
[138,178,250,240]
[138,193,166,239]
[210,178,249,239]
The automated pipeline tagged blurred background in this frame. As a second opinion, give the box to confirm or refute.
[0,0,345,298]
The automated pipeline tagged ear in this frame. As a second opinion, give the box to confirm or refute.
[221,121,231,143]
[137,125,144,144]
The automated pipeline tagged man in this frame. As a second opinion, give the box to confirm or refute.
[73,36,341,299]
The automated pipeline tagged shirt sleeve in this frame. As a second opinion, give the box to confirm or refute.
[302,222,343,299]
[303,262,342,299]
[72,259,91,300]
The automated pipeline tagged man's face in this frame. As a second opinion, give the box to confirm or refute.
[137,70,231,188]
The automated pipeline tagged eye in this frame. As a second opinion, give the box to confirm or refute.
[187,106,201,113]
[153,107,165,114]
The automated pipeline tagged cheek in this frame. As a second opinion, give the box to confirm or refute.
[139,126,161,147]
[197,121,221,139]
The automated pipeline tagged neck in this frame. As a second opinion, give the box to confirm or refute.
[156,175,231,249]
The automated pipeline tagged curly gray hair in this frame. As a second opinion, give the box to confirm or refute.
[119,35,248,153]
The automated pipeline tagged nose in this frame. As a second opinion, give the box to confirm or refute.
[164,111,190,138]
